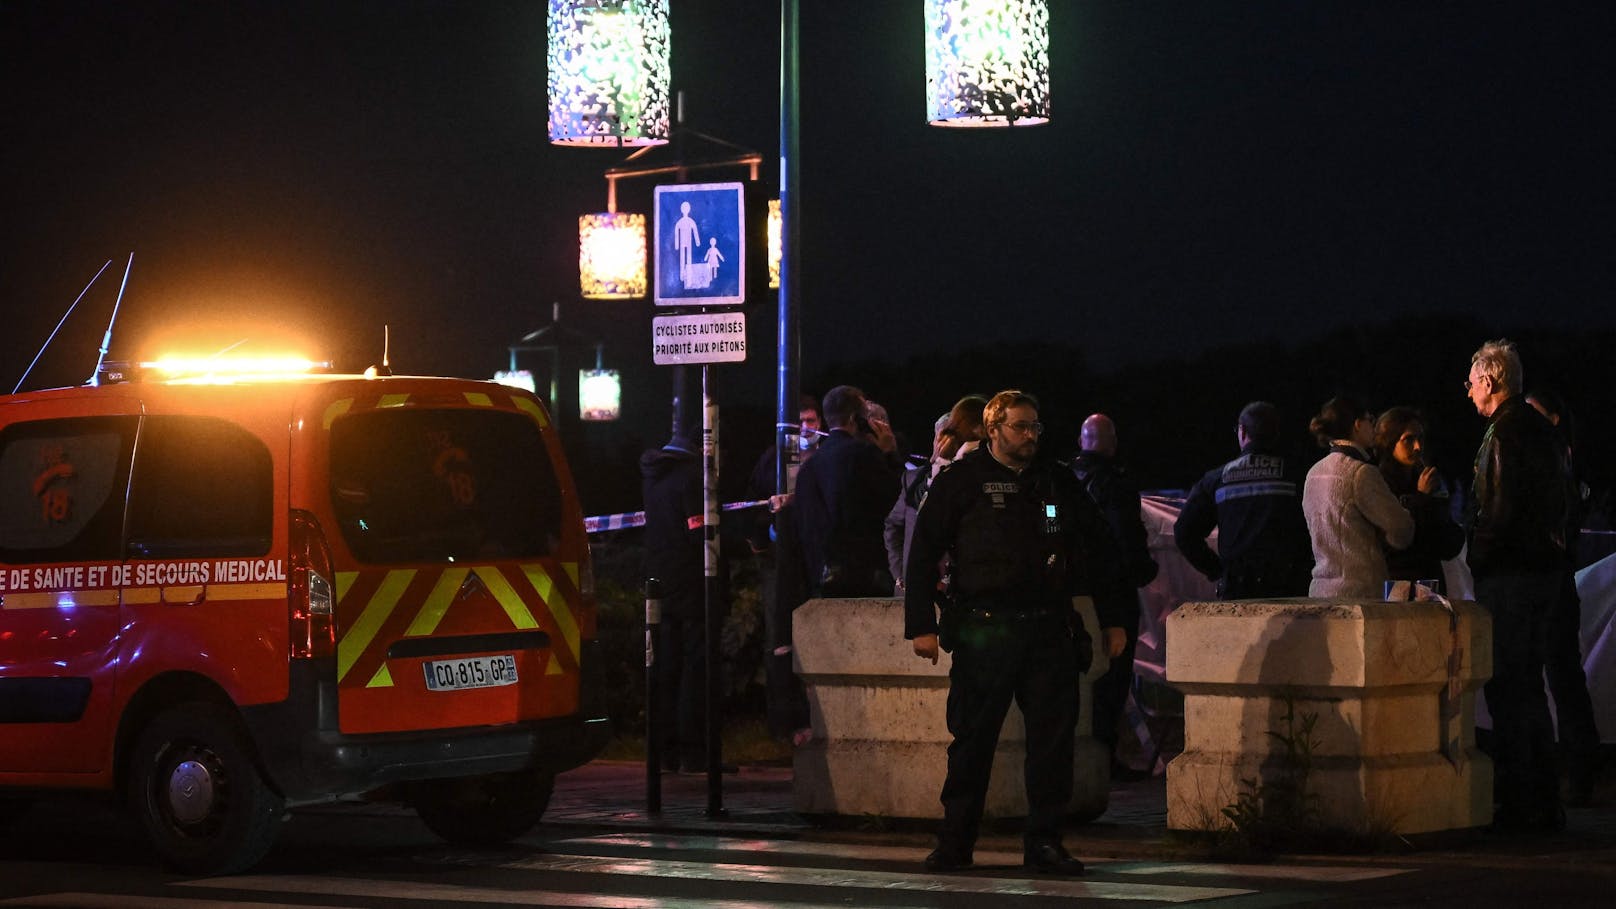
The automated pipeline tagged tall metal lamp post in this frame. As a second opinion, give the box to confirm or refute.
[547,0,1052,819]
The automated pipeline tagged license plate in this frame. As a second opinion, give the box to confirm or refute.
[423,654,518,691]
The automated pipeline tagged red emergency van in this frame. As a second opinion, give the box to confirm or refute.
[0,363,609,873]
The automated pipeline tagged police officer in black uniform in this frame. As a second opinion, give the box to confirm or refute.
[904,390,1132,876]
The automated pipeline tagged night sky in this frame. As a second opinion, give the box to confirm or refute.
[4,2,1612,484]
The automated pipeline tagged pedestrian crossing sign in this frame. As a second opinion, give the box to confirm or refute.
[654,182,745,306]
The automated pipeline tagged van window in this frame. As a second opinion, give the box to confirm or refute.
[126,416,274,559]
[329,409,561,563]
[0,417,136,563]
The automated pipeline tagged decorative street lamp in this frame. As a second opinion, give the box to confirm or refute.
[579,356,622,422]
[767,199,782,290]
[578,211,648,299]
[925,0,1050,127]
[547,0,671,146]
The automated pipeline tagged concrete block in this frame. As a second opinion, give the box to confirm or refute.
[1165,599,1493,837]
[792,596,1110,821]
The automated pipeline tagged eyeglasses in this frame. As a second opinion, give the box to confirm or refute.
[1002,421,1043,436]
[1464,375,1489,391]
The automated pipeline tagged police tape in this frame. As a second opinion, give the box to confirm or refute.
[584,499,771,534]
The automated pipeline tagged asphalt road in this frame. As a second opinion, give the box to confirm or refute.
[3,787,1615,908]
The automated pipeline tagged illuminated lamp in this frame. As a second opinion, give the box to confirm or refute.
[578,212,647,299]
[493,369,537,394]
[579,368,621,421]
[547,0,671,146]
[767,199,782,290]
[925,0,1050,127]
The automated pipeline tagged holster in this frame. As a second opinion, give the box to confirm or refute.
[1069,609,1094,674]
[938,603,962,653]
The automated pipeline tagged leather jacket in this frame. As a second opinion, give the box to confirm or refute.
[1467,395,1570,577]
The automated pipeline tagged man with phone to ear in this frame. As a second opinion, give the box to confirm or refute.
[904,390,1131,877]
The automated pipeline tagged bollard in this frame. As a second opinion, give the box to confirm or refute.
[644,577,663,814]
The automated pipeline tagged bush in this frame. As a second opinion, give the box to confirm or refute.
[589,536,767,740]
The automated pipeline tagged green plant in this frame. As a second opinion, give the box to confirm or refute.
[588,538,769,739]
[1218,693,1321,855]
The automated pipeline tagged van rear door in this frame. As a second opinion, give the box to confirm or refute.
[316,389,591,736]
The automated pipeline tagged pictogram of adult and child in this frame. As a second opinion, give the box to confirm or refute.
[672,201,726,291]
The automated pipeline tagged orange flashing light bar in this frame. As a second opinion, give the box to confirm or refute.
[140,355,331,378]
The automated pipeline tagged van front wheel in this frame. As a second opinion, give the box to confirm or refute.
[413,769,554,845]
[128,702,285,875]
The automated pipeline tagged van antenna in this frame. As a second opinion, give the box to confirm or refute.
[367,324,391,377]
[13,259,113,394]
[89,252,135,386]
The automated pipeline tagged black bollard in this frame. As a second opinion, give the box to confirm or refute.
[644,577,662,814]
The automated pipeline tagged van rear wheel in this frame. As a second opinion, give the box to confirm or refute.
[413,769,554,845]
[0,798,31,832]
[128,702,285,875]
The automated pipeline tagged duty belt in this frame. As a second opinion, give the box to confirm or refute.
[963,606,1064,621]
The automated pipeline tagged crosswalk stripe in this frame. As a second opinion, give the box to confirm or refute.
[1112,862,1411,882]
[1,895,346,909]
[563,834,1411,884]
[182,875,924,909]
[555,832,1033,866]
[440,853,1256,902]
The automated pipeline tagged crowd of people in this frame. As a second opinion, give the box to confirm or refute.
[641,337,1597,874]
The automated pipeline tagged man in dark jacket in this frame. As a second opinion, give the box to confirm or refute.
[1173,401,1313,598]
[640,434,719,773]
[745,395,822,743]
[795,385,900,597]
[1073,413,1158,770]
[905,391,1133,876]
[1465,340,1571,831]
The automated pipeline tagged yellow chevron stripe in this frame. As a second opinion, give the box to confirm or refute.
[522,563,580,661]
[378,393,411,408]
[404,567,469,637]
[462,392,493,407]
[513,396,550,428]
[322,398,353,430]
[1,590,120,609]
[209,582,285,599]
[337,569,417,682]
[562,561,579,587]
[336,571,359,602]
[5,583,288,610]
[366,664,395,688]
[546,656,564,676]
[473,566,538,630]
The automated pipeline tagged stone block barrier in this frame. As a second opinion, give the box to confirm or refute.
[1165,598,1492,837]
[792,596,1110,821]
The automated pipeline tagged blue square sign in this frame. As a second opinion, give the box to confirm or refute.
[654,181,745,306]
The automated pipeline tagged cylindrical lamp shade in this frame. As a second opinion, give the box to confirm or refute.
[579,212,647,299]
[925,0,1050,127]
[767,199,782,290]
[548,0,671,146]
[579,369,621,421]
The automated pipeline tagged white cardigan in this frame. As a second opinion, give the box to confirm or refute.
[1302,447,1415,598]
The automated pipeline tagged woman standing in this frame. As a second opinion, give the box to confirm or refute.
[1302,397,1414,598]
[1373,407,1465,583]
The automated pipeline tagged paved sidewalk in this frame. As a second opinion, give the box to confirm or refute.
[548,759,1616,869]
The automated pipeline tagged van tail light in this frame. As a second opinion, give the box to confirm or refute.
[289,508,336,659]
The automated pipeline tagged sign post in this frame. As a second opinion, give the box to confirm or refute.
[652,181,747,816]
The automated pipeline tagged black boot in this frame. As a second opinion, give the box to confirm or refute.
[1024,839,1085,875]
[923,844,974,872]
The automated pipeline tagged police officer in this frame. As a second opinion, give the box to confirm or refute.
[904,390,1132,876]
